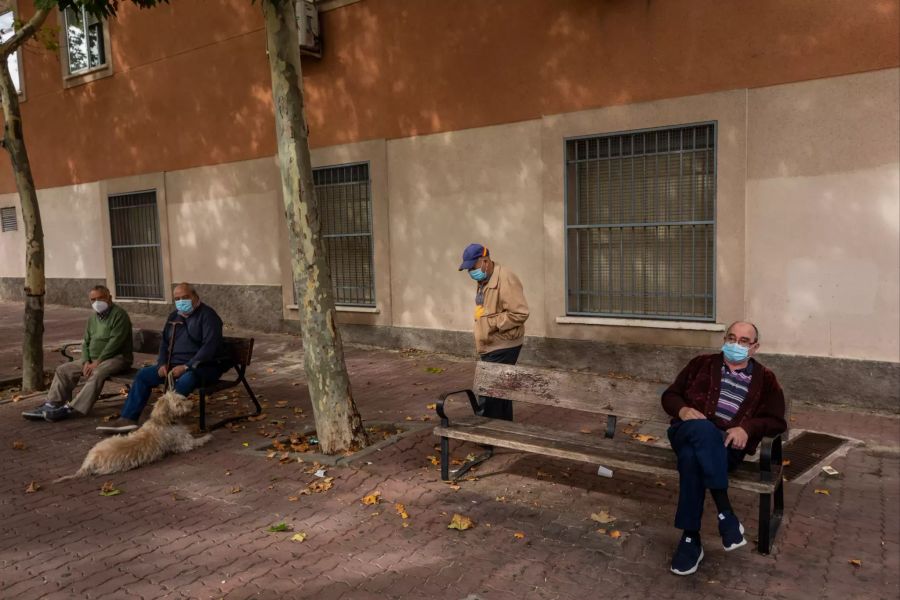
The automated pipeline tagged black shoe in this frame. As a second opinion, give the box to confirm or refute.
[22,402,60,421]
[718,511,747,551]
[96,418,139,434]
[44,405,77,422]
[670,534,704,576]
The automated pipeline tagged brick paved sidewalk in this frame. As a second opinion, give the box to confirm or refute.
[1,301,897,600]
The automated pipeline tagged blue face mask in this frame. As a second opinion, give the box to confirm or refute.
[469,268,488,282]
[175,299,194,314]
[721,342,749,364]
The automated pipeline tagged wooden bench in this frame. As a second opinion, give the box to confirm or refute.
[61,328,262,431]
[434,362,787,554]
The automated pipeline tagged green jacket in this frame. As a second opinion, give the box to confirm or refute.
[83,304,133,364]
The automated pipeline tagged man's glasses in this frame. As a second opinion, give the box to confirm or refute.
[724,334,757,348]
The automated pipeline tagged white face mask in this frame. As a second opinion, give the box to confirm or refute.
[92,300,109,314]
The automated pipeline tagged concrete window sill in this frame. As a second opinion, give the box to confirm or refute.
[555,316,726,331]
[287,304,380,314]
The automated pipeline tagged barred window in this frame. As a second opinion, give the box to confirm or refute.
[1,206,16,232]
[565,123,716,320]
[108,191,164,300]
[301,163,375,307]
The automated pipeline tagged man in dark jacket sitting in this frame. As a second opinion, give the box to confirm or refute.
[661,321,786,576]
[97,282,225,434]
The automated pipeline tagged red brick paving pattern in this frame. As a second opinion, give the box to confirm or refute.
[0,301,898,599]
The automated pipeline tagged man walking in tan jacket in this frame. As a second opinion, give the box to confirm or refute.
[458,243,529,420]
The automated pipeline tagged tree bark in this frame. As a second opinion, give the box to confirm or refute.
[0,8,50,392]
[261,0,368,454]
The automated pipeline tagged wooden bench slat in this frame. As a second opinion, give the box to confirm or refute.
[435,417,779,494]
[474,362,667,422]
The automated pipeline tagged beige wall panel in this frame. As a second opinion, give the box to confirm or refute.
[39,183,107,279]
[387,121,546,340]
[541,89,748,346]
[747,69,900,361]
[165,158,283,286]
[0,192,24,277]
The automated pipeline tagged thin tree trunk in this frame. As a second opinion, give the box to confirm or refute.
[0,8,50,392]
[261,0,368,454]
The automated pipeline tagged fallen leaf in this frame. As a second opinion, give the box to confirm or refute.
[495,496,507,502]
[849,559,862,567]
[609,530,622,539]
[288,495,300,502]
[447,513,474,531]
[465,453,477,461]
[266,522,292,532]
[361,491,381,506]
[424,367,445,374]
[427,455,440,466]
[596,528,607,535]
[99,481,122,496]
[247,413,268,422]
[290,532,308,542]
[590,510,616,524]
[448,484,461,491]
[307,477,334,494]
[230,486,242,494]
[654,481,666,488]
[405,416,413,421]
[426,403,437,410]
[101,413,119,422]
[266,368,275,374]
[25,481,40,493]
[513,532,525,539]
[402,522,410,528]
[782,459,791,466]
[579,428,592,434]
[241,442,250,447]
[632,433,657,443]
[814,488,831,496]
[12,440,25,450]
[11,395,22,403]
[395,503,410,519]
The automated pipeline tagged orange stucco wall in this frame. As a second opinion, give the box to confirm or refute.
[2,0,897,192]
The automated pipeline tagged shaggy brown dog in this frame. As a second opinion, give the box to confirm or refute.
[55,385,212,481]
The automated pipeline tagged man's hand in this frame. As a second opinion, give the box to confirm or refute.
[678,406,706,421]
[157,365,168,378]
[170,365,188,379]
[82,361,99,377]
[724,426,749,450]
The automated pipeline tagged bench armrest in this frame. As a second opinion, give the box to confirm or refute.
[758,434,783,483]
[60,341,83,362]
[435,389,479,426]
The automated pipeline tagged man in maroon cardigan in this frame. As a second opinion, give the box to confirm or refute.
[661,321,786,576]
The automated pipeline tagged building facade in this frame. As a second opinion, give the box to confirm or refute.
[0,0,898,409]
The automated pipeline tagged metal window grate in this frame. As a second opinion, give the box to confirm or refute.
[108,191,164,300]
[565,123,716,320]
[1,206,16,232]
[292,163,375,307]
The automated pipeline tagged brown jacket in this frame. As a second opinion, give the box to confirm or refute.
[473,263,529,355]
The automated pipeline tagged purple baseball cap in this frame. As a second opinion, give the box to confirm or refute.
[458,243,489,270]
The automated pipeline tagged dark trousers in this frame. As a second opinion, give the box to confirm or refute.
[668,419,746,531]
[477,345,521,421]
[121,364,223,421]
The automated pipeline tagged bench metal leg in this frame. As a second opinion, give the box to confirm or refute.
[757,479,784,555]
[449,447,493,482]
[440,436,450,481]
[202,372,263,432]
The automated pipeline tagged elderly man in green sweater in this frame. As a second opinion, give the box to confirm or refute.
[22,285,133,422]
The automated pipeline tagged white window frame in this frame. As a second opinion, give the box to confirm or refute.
[0,4,25,99]
[57,6,113,88]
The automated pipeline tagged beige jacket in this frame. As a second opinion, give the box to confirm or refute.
[473,263,529,355]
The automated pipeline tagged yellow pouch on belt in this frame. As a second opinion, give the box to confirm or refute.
[474,305,485,321]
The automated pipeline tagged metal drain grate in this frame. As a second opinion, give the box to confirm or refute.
[782,432,846,481]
